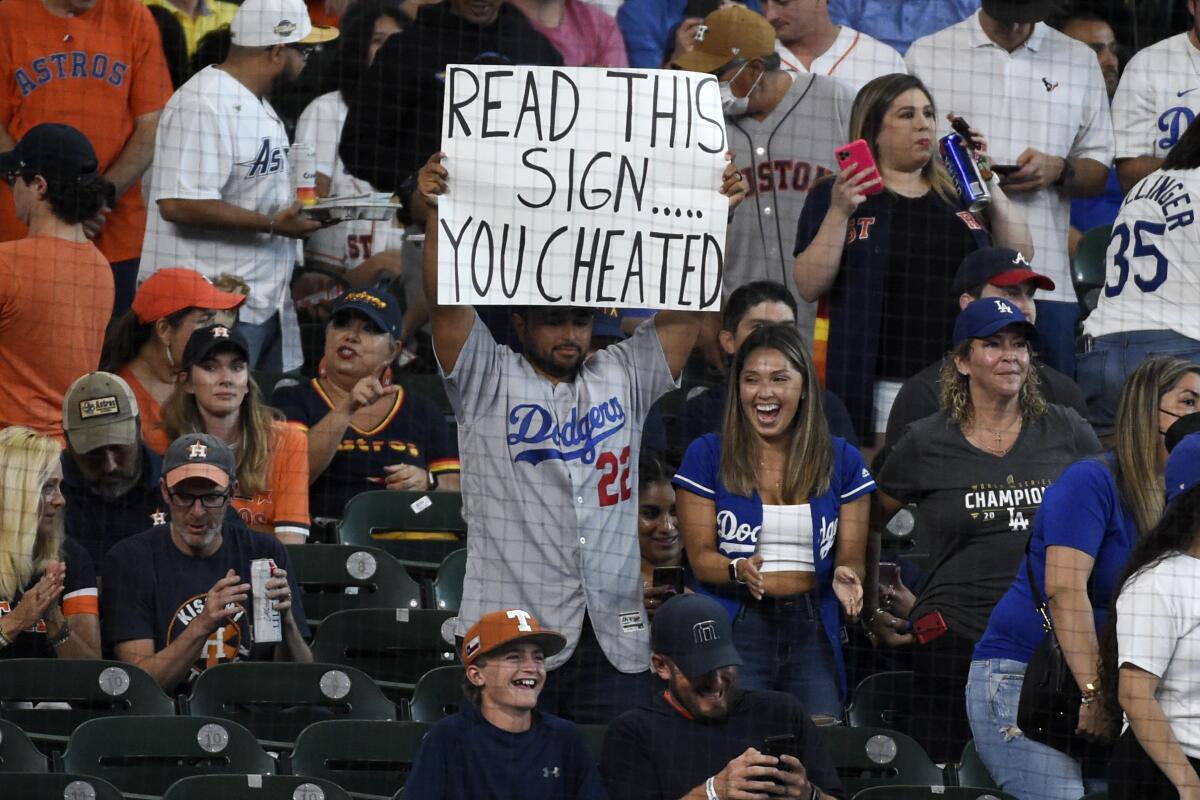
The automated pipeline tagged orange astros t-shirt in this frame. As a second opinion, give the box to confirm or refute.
[0,0,172,262]
[231,421,311,540]
[0,236,114,439]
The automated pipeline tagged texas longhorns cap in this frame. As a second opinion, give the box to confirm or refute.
[461,609,566,667]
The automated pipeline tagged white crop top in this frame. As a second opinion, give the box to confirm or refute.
[757,504,815,573]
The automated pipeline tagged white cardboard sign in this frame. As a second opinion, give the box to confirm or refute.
[438,65,728,310]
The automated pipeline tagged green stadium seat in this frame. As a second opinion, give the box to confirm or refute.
[820,725,943,797]
[954,739,997,789]
[576,723,607,765]
[286,543,422,627]
[311,608,458,700]
[1071,224,1112,318]
[0,772,123,799]
[183,662,397,749]
[429,548,466,611]
[847,671,913,730]
[407,666,464,723]
[292,720,430,799]
[162,773,353,800]
[0,718,48,772]
[57,715,274,798]
[339,490,466,570]
[0,658,174,750]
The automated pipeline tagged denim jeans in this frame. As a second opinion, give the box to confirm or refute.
[965,659,1105,800]
[731,593,843,719]
[1076,329,1200,432]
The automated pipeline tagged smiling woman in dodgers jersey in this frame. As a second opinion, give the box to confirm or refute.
[1079,119,1200,432]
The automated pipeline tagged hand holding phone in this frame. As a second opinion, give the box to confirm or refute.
[762,734,798,787]
[652,566,685,598]
[834,139,883,196]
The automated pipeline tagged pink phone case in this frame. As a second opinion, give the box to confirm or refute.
[835,139,883,195]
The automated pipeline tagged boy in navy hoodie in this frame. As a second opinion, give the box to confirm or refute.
[404,608,607,799]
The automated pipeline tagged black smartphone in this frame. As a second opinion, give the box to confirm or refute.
[878,561,900,588]
[950,115,975,146]
[653,566,685,597]
[991,164,1020,176]
[684,0,720,19]
[763,734,797,784]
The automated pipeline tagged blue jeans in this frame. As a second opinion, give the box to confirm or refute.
[1076,329,1200,432]
[732,594,842,719]
[111,258,138,318]
[237,314,284,372]
[965,659,1105,800]
[1034,299,1081,378]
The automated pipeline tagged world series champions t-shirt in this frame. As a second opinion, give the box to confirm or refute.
[272,378,460,518]
[878,405,1100,641]
[100,521,309,692]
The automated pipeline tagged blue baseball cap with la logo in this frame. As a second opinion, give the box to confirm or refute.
[952,297,1037,347]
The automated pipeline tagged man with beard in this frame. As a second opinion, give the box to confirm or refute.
[139,0,336,372]
[601,593,845,799]
[415,154,745,723]
[61,372,169,567]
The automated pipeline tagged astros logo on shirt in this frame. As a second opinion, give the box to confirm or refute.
[167,593,250,679]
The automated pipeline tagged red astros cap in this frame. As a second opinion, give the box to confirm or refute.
[132,268,247,324]
[461,609,566,667]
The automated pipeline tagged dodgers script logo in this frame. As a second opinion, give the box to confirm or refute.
[716,510,758,556]
[1158,106,1197,151]
[507,398,626,465]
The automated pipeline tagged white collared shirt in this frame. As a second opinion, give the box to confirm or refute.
[782,25,907,93]
[906,11,1115,301]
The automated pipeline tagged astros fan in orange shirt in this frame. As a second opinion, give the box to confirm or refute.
[0,0,172,313]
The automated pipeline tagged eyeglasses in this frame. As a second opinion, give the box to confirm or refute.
[167,490,230,509]
[287,44,317,62]
[2,171,23,187]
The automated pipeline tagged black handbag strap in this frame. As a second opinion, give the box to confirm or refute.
[1024,537,1056,634]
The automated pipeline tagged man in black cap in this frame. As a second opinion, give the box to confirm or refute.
[100,432,311,693]
[601,593,845,800]
[884,247,1087,452]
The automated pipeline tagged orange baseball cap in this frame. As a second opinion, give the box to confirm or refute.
[462,609,566,667]
[132,268,247,324]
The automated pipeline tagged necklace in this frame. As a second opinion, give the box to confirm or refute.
[759,456,785,489]
[965,416,1022,456]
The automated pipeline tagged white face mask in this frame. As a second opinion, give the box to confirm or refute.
[719,62,762,117]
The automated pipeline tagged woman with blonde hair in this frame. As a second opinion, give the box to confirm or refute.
[157,325,310,543]
[793,72,1033,439]
[674,323,874,719]
[966,356,1200,799]
[878,299,1099,761]
[0,427,100,659]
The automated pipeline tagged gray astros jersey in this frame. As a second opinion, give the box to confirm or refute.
[442,315,676,672]
[725,73,854,342]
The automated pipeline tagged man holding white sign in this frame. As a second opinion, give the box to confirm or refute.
[415,63,744,723]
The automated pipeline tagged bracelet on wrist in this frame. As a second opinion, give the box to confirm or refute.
[49,618,71,649]
[705,775,720,800]
[267,216,277,237]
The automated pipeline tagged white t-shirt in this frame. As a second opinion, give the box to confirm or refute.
[783,26,907,93]
[906,13,1115,302]
[1112,32,1200,162]
[294,91,401,272]
[1084,167,1200,340]
[141,66,296,328]
[1116,552,1200,759]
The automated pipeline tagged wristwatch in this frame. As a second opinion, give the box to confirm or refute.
[729,558,745,584]
[1052,158,1075,188]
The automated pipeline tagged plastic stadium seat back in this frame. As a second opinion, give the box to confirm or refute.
[292,719,431,798]
[183,662,397,748]
[407,666,465,723]
[162,773,353,800]
[576,724,607,765]
[0,658,174,745]
[396,374,451,419]
[846,671,913,731]
[338,490,466,569]
[0,772,123,799]
[820,725,943,796]
[852,787,1019,800]
[0,718,48,772]
[1072,224,1112,315]
[285,543,422,626]
[955,739,998,790]
[311,608,458,698]
[58,715,274,797]
[430,548,466,611]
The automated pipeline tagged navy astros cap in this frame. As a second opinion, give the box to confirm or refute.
[952,297,1036,346]
[651,593,743,678]
[330,288,403,339]
[181,324,251,372]
[1166,432,1200,504]
[162,433,236,489]
[952,248,1055,296]
[0,123,99,185]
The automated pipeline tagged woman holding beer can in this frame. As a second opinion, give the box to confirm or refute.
[792,73,1032,441]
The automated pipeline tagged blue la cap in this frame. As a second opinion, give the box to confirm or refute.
[329,287,402,339]
[1166,432,1200,504]
[591,308,626,341]
[952,297,1037,346]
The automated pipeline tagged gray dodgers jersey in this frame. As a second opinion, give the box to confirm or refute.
[725,73,854,342]
[443,316,677,672]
